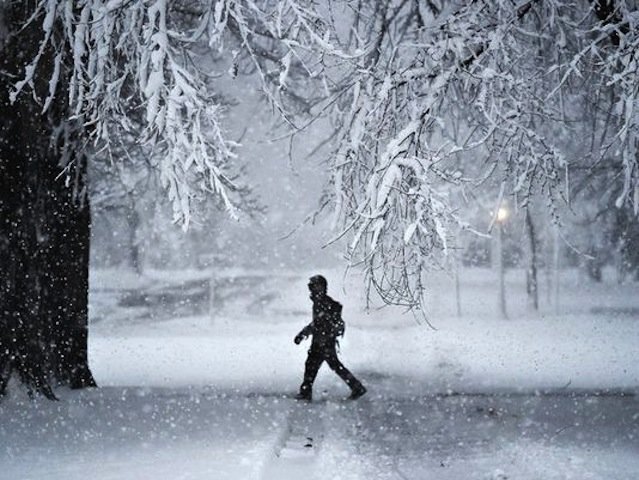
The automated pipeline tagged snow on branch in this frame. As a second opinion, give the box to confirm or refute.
[12,0,639,312]
[12,0,246,228]
[311,0,638,312]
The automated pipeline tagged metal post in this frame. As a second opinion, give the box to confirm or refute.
[553,224,560,314]
[455,245,462,318]
[497,221,508,319]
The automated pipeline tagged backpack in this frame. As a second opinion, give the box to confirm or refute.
[331,303,345,338]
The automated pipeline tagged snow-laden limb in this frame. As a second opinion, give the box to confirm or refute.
[292,0,638,313]
[11,0,246,227]
[11,0,357,225]
[552,1,639,216]
[311,1,551,311]
[13,0,639,312]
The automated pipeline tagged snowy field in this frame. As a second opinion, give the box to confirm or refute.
[1,267,638,479]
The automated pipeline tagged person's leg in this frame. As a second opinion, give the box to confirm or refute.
[298,349,323,399]
[325,347,365,393]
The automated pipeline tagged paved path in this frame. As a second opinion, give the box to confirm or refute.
[262,401,325,479]
[2,386,637,480]
[259,387,639,480]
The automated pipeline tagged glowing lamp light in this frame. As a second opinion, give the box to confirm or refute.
[496,207,509,223]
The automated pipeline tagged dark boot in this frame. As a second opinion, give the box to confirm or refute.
[348,384,367,400]
[295,391,312,402]
[295,383,312,401]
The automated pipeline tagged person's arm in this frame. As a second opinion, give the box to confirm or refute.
[294,323,313,344]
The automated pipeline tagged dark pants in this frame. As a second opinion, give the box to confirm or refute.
[299,344,363,395]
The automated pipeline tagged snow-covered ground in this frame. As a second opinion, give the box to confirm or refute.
[1,267,638,479]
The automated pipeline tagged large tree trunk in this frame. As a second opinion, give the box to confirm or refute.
[0,2,96,398]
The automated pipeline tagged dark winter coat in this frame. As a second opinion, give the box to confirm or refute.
[297,294,345,349]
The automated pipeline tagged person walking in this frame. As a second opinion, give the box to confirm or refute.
[294,275,366,401]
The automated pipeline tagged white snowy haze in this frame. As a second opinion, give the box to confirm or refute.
[90,71,341,272]
[1,1,639,480]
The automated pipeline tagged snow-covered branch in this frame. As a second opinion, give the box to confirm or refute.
[295,0,637,312]
[12,0,248,227]
[13,0,638,312]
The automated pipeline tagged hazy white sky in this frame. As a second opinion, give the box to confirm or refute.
[219,77,345,270]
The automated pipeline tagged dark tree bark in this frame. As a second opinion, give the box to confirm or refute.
[0,2,96,398]
[585,254,603,282]
[593,0,629,47]
[126,199,143,275]
[525,208,539,311]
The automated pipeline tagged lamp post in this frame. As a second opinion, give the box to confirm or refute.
[495,206,509,319]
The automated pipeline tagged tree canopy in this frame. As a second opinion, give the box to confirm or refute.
[13,0,639,311]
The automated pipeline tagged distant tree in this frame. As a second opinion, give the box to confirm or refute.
[90,149,156,275]
[613,206,639,281]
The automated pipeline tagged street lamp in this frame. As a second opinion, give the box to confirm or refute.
[496,207,509,223]
[495,205,509,319]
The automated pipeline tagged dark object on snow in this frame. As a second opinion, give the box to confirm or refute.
[0,3,96,399]
[348,384,367,400]
[294,275,365,401]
